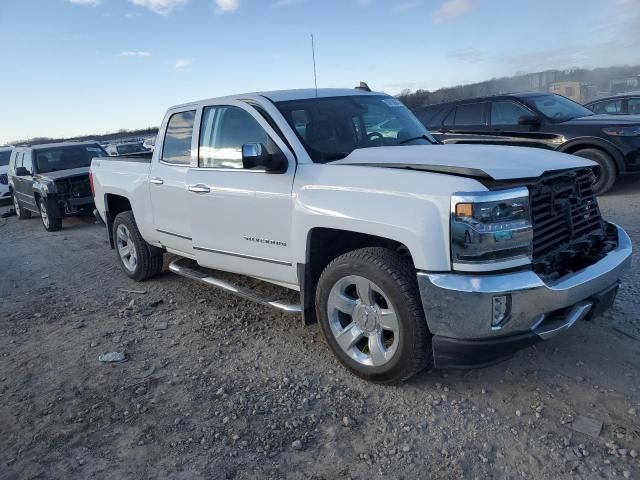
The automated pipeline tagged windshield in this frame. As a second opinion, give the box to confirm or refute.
[275,95,435,163]
[34,144,106,173]
[523,94,594,123]
[0,150,11,167]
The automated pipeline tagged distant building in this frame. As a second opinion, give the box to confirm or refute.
[610,75,640,95]
[549,81,590,103]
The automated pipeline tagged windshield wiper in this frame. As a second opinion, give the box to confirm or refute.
[399,135,436,145]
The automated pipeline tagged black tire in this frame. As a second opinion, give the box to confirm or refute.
[316,247,431,384]
[12,192,31,219]
[112,211,164,281]
[573,148,617,195]
[38,197,62,232]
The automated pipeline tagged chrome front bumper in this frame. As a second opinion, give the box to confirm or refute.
[417,223,632,341]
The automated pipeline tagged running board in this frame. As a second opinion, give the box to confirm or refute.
[169,257,302,314]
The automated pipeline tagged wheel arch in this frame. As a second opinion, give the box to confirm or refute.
[297,227,414,326]
[559,137,625,173]
[104,194,133,248]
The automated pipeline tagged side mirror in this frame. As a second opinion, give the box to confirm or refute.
[518,115,540,127]
[242,143,287,173]
[15,166,29,176]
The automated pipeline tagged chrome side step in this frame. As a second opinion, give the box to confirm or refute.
[169,257,302,314]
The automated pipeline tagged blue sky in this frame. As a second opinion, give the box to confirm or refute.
[1,0,638,143]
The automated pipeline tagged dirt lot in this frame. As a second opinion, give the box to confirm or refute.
[1,178,639,480]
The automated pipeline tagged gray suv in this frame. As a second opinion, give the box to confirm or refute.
[8,141,106,231]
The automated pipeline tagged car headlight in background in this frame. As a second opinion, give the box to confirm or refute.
[602,126,640,137]
[451,187,533,272]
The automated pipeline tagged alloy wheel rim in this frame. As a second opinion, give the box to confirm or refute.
[40,200,49,228]
[116,224,138,272]
[327,275,399,367]
[13,195,20,215]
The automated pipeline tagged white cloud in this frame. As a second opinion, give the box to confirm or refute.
[174,58,192,71]
[129,0,189,15]
[215,0,240,13]
[69,0,101,6]
[432,0,474,23]
[120,51,152,57]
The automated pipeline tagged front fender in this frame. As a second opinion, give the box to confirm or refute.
[32,179,56,198]
[291,164,488,271]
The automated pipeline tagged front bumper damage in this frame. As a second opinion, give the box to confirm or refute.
[417,223,632,368]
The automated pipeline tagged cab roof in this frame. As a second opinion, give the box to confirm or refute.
[170,88,382,110]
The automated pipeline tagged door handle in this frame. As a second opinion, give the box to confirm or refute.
[150,177,164,185]
[188,184,210,194]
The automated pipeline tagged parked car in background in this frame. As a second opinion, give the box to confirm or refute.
[413,92,640,194]
[91,88,631,383]
[584,93,640,116]
[142,136,156,151]
[0,146,13,201]
[8,141,107,231]
[105,141,146,156]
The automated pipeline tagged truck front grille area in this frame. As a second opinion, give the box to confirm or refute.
[0,173,7,185]
[55,176,91,198]
[530,168,614,280]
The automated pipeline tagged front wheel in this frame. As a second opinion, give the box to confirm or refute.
[573,148,617,195]
[112,211,163,281]
[39,197,62,232]
[316,247,431,384]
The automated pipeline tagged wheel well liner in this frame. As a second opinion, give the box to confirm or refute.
[297,227,412,325]
[104,194,132,248]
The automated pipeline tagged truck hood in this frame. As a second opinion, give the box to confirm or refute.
[331,144,595,180]
[35,166,90,182]
[561,114,640,125]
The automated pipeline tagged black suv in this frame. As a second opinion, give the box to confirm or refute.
[413,92,640,194]
[8,141,107,231]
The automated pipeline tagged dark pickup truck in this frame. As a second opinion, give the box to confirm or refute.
[8,141,107,231]
[413,92,640,194]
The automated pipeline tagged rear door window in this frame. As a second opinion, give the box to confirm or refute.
[161,110,196,165]
[454,103,485,126]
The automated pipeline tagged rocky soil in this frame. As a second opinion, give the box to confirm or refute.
[1,177,639,479]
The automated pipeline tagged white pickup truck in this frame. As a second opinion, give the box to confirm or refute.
[91,88,632,383]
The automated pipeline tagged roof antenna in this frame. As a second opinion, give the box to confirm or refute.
[311,34,318,97]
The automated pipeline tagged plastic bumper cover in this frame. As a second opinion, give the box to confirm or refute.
[417,223,632,368]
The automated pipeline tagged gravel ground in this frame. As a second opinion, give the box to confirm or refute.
[1,177,639,480]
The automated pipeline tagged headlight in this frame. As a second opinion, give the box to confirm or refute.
[451,187,533,272]
[602,126,640,137]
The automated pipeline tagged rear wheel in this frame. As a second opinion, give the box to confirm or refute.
[39,197,62,232]
[573,148,617,195]
[113,211,164,281]
[316,247,431,384]
[13,193,31,219]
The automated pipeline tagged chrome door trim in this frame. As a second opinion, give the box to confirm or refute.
[193,245,292,266]
[156,229,192,241]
